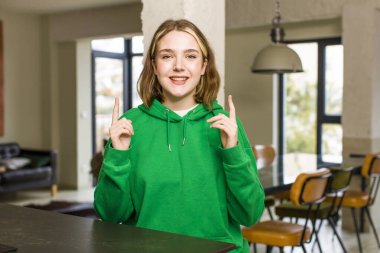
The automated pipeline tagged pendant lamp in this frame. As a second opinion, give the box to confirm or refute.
[251,0,303,74]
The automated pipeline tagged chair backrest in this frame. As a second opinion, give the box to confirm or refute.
[329,165,355,194]
[252,145,276,166]
[361,153,380,178]
[290,168,332,206]
[326,165,355,216]
[361,153,380,206]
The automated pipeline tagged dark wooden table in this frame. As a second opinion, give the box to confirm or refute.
[0,204,235,253]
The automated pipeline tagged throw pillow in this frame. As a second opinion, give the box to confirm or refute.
[1,157,31,170]
[21,154,50,168]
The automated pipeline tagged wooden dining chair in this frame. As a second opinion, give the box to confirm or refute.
[275,165,355,253]
[253,145,291,219]
[252,145,276,167]
[335,153,380,253]
[253,145,277,220]
[242,168,332,253]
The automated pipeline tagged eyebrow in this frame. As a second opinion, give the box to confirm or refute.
[157,49,200,54]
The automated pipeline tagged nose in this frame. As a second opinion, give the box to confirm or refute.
[173,57,184,71]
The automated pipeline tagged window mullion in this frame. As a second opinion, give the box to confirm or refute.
[316,42,325,158]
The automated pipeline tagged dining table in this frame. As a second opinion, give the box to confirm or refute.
[257,152,362,195]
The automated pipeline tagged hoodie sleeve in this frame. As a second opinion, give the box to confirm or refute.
[94,142,134,223]
[219,118,265,227]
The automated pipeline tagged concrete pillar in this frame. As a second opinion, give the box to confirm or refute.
[342,1,380,159]
[141,0,225,105]
[342,0,380,230]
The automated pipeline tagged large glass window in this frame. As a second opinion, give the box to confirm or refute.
[325,45,343,115]
[280,38,343,164]
[91,36,143,153]
[284,43,318,155]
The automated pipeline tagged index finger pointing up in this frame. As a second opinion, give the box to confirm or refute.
[228,95,236,121]
[112,97,120,124]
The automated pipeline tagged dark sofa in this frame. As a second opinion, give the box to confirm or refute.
[0,143,57,196]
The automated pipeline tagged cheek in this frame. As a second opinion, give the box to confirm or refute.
[189,62,206,74]
[155,61,172,76]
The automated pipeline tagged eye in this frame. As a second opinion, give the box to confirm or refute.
[160,54,173,60]
[186,54,197,59]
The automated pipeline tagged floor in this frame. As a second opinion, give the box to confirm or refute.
[0,188,94,206]
[1,189,379,253]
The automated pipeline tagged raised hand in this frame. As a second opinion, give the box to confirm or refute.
[207,95,238,149]
[109,97,134,150]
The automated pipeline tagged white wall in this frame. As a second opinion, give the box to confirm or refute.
[48,3,142,42]
[76,39,93,189]
[0,10,44,149]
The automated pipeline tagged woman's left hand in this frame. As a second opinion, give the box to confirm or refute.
[207,95,238,149]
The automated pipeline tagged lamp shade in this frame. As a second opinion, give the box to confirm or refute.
[251,43,303,74]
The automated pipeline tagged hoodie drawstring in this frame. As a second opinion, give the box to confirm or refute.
[165,108,196,151]
[182,117,187,145]
[165,109,172,152]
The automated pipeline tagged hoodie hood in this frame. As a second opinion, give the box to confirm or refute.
[138,99,223,122]
[138,99,224,151]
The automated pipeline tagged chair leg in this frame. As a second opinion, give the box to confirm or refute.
[253,243,257,253]
[351,208,363,253]
[301,244,307,253]
[279,247,284,253]
[312,220,323,253]
[266,245,272,253]
[364,207,380,248]
[311,219,324,252]
[327,217,347,253]
[360,207,365,232]
[266,206,274,220]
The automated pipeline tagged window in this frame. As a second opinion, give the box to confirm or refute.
[91,36,143,153]
[279,38,343,164]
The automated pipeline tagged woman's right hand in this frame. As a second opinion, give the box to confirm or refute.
[109,97,134,150]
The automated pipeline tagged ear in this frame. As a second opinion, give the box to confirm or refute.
[152,59,157,75]
[201,59,208,75]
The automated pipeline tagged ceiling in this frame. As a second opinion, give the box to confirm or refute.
[0,0,140,15]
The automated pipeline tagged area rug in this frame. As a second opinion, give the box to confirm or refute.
[25,201,98,219]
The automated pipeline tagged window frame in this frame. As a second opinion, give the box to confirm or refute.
[278,37,342,163]
[91,38,143,154]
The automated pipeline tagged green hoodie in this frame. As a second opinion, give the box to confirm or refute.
[94,99,264,253]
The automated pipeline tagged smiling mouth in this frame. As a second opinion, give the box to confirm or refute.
[170,76,189,84]
[170,77,188,81]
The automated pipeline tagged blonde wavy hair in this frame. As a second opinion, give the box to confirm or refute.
[138,19,220,109]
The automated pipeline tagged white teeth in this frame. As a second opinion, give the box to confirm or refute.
[170,77,187,81]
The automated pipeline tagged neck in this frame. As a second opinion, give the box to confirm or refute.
[163,98,197,111]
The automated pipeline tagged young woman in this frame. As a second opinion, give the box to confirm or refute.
[94,19,264,253]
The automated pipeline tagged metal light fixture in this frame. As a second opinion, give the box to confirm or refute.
[251,0,303,74]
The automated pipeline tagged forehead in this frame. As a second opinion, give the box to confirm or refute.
[157,30,201,51]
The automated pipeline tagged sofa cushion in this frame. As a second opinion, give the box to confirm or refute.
[0,167,52,185]
[0,143,21,159]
